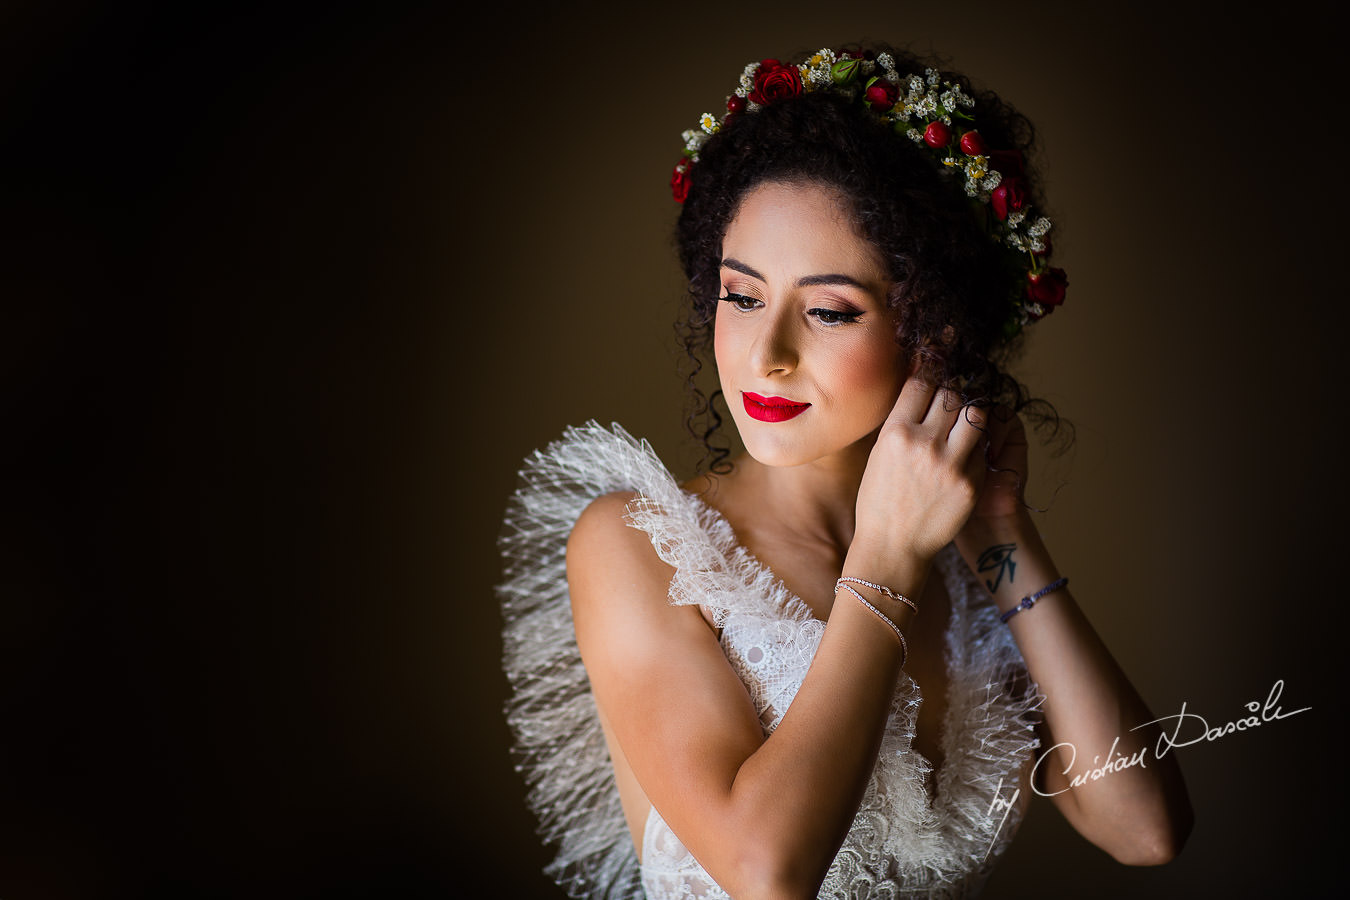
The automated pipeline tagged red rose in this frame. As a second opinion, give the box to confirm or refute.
[864,79,899,110]
[959,130,985,155]
[749,61,803,105]
[990,177,1026,220]
[1026,267,1068,310]
[923,121,951,148]
[671,159,691,203]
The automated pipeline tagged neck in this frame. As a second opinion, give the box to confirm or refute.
[719,431,876,556]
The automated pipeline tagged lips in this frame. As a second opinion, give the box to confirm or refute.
[742,391,811,423]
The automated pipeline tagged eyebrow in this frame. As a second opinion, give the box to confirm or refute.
[721,257,869,290]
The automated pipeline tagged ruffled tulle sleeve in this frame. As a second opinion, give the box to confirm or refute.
[497,421,687,899]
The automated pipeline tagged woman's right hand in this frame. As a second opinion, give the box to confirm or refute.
[851,377,990,568]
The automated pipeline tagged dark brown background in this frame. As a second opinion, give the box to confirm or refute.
[2,0,1341,897]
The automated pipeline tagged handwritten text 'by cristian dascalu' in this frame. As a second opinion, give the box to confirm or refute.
[982,678,1311,859]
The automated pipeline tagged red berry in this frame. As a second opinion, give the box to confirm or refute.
[923,121,951,149]
[959,130,985,155]
[727,94,746,114]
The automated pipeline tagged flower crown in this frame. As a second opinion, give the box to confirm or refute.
[671,48,1067,333]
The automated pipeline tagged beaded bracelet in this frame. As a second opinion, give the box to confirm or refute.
[999,576,1069,624]
[834,579,911,665]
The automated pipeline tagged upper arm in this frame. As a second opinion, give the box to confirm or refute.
[566,492,768,879]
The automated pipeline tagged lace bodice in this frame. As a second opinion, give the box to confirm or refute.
[498,422,1042,898]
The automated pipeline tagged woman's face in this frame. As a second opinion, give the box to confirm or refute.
[714,180,906,468]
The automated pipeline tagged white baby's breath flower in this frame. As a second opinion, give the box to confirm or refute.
[739,62,758,92]
[806,62,833,87]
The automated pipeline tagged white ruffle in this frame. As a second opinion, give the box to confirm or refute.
[498,422,1043,899]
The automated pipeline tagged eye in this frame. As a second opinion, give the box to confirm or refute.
[720,292,762,312]
[808,307,862,326]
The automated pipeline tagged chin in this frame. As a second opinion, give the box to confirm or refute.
[733,416,834,468]
[733,410,885,470]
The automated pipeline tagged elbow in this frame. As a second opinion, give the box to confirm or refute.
[728,837,830,900]
[1111,803,1194,866]
[1112,834,1183,867]
[734,865,823,900]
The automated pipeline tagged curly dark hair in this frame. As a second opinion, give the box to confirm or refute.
[674,45,1068,474]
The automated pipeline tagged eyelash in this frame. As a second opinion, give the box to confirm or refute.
[720,293,862,326]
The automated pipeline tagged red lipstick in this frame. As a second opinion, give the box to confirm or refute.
[742,391,811,423]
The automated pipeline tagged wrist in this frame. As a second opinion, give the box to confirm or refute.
[955,522,1060,611]
[842,538,930,603]
[956,507,1040,546]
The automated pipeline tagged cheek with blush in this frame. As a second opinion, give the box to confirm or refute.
[830,342,905,428]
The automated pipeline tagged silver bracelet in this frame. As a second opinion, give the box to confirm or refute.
[836,576,918,614]
[835,582,908,665]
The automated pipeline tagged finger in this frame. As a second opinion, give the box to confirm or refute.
[983,407,1022,466]
[919,387,966,433]
[947,402,989,457]
[961,430,992,491]
[887,376,939,425]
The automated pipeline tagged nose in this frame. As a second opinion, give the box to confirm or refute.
[749,301,800,377]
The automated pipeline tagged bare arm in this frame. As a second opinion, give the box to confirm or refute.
[568,380,988,898]
[953,413,1193,865]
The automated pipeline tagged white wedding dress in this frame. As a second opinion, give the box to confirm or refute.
[498,422,1042,898]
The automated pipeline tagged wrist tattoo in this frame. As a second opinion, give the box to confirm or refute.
[977,543,1017,592]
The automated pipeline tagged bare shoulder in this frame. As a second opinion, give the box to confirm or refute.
[566,489,696,649]
[567,490,647,578]
[569,490,722,637]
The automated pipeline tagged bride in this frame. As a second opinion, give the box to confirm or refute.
[499,45,1192,898]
